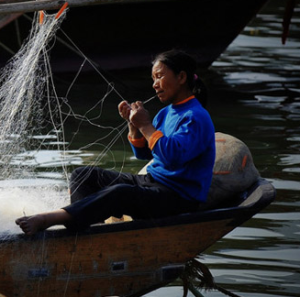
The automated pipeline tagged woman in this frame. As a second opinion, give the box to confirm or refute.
[16,49,215,235]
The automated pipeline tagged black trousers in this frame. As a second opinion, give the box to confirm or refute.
[63,166,199,230]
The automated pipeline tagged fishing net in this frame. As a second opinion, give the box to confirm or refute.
[0,10,70,236]
[0,10,67,179]
[0,7,135,236]
[0,6,158,236]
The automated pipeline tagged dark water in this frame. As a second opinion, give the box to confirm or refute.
[0,1,299,296]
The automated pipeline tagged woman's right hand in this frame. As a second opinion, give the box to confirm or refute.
[118,101,142,138]
[118,100,131,121]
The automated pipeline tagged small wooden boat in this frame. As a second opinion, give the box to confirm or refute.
[0,178,275,297]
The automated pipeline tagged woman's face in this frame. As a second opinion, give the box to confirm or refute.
[152,61,186,105]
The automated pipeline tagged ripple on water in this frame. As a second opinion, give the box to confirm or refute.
[217,247,300,264]
[224,72,288,85]
[224,226,284,240]
[254,95,287,103]
[269,178,300,191]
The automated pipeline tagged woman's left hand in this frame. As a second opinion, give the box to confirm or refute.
[129,101,152,129]
[130,101,157,140]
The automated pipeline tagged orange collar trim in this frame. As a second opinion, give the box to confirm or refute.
[174,96,195,105]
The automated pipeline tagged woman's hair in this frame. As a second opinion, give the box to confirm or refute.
[152,49,208,107]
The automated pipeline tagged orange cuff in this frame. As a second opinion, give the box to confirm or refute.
[149,130,164,150]
[128,135,146,148]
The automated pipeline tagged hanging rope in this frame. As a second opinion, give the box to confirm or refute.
[181,259,243,297]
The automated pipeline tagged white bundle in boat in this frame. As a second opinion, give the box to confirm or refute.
[207,132,260,208]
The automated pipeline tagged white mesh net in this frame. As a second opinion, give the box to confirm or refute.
[0,8,156,236]
[0,10,67,180]
[0,10,73,236]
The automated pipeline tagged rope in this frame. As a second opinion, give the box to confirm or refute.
[181,259,244,297]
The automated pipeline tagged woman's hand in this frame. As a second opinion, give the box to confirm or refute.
[118,100,143,139]
[118,100,131,121]
[130,101,156,140]
[119,101,156,140]
[129,101,152,129]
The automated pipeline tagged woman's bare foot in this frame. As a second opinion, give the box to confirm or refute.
[16,209,72,235]
[15,215,47,235]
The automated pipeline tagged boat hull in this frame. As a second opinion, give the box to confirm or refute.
[0,179,275,297]
[0,218,234,296]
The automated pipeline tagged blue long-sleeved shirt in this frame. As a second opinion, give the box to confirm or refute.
[129,97,215,202]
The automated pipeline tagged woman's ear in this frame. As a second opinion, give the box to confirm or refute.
[178,71,187,85]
